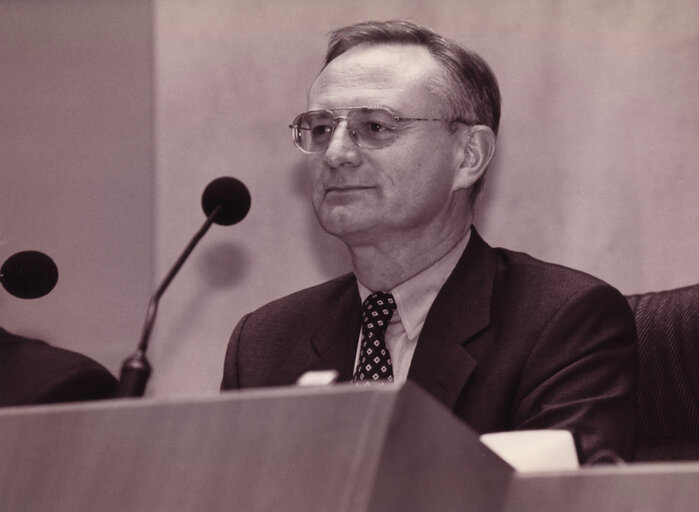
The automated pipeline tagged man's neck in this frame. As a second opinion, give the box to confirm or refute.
[346,222,472,291]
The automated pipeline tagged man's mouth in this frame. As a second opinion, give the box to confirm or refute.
[325,185,375,193]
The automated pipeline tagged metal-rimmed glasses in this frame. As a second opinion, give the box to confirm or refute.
[289,106,469,153]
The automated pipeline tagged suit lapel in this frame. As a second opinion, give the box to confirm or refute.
[302,275,362,382]
[407,228,498,410]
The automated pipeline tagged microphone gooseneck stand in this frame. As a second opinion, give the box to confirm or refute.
[116,205,221,397]
[117,176,251,398]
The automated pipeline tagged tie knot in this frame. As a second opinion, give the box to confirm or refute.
[361,291,396,336]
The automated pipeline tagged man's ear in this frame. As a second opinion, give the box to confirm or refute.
[452,125,496,191]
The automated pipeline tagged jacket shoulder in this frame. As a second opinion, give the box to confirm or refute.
[494,246,626,302]
[0,328,118,406]
[222,273,358,389]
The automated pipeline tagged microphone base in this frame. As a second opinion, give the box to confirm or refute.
[116,350,152,398]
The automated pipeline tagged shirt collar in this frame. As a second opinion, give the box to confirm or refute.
[357,228,471,339]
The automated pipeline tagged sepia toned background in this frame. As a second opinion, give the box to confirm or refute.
[1,0,697,397]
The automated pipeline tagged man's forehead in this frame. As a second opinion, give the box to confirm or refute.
[308,44,441,104]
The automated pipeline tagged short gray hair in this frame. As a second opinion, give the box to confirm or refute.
[323,20,501,202]
[325,20,501,135]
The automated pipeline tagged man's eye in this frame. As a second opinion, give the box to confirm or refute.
[363,122,390,133]
[310,125,332,137]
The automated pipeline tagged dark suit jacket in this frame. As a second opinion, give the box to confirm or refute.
[222,229,637,463]
[0,327,118,406]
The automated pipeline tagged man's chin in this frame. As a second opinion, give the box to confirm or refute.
[316,209,377,242]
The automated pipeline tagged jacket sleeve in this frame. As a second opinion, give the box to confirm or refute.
[511,283,638,463]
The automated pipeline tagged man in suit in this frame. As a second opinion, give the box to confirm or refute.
[221,20,637,463]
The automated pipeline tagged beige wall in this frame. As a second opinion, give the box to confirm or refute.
[0,0,154,377]
[2,1,697,397]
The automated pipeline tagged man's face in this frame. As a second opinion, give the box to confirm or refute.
[306,44,469,248]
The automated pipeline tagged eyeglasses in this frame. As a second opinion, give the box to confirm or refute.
[289,106,469,153]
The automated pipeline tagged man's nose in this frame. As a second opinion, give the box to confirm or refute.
[323,120,361,168]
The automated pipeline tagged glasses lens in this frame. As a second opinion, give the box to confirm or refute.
[348,108,398,149]
[294,111,335,152]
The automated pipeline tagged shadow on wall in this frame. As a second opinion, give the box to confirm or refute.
[195,241,251,289]
[291,157,353,281]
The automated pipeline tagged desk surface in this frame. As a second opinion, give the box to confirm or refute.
[2,385,698,512]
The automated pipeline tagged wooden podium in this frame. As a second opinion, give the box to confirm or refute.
[0,382,512,512]
[1,382,698,511]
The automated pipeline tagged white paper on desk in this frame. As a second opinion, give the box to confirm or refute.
[479,430,580,472]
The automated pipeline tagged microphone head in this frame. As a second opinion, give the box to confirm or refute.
[1,250,59,299]
[201,177,251,226]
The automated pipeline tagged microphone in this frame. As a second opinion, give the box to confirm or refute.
[201,176,251,225]
[117,177,251,397]
[1,250,59,299]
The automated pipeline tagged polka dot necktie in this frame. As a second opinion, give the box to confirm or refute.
[353,291,397,383]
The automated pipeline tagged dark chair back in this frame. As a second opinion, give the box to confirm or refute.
[626,284,699,461]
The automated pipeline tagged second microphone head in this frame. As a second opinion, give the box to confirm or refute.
[201,177,251,226]
[1,250,58,299]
